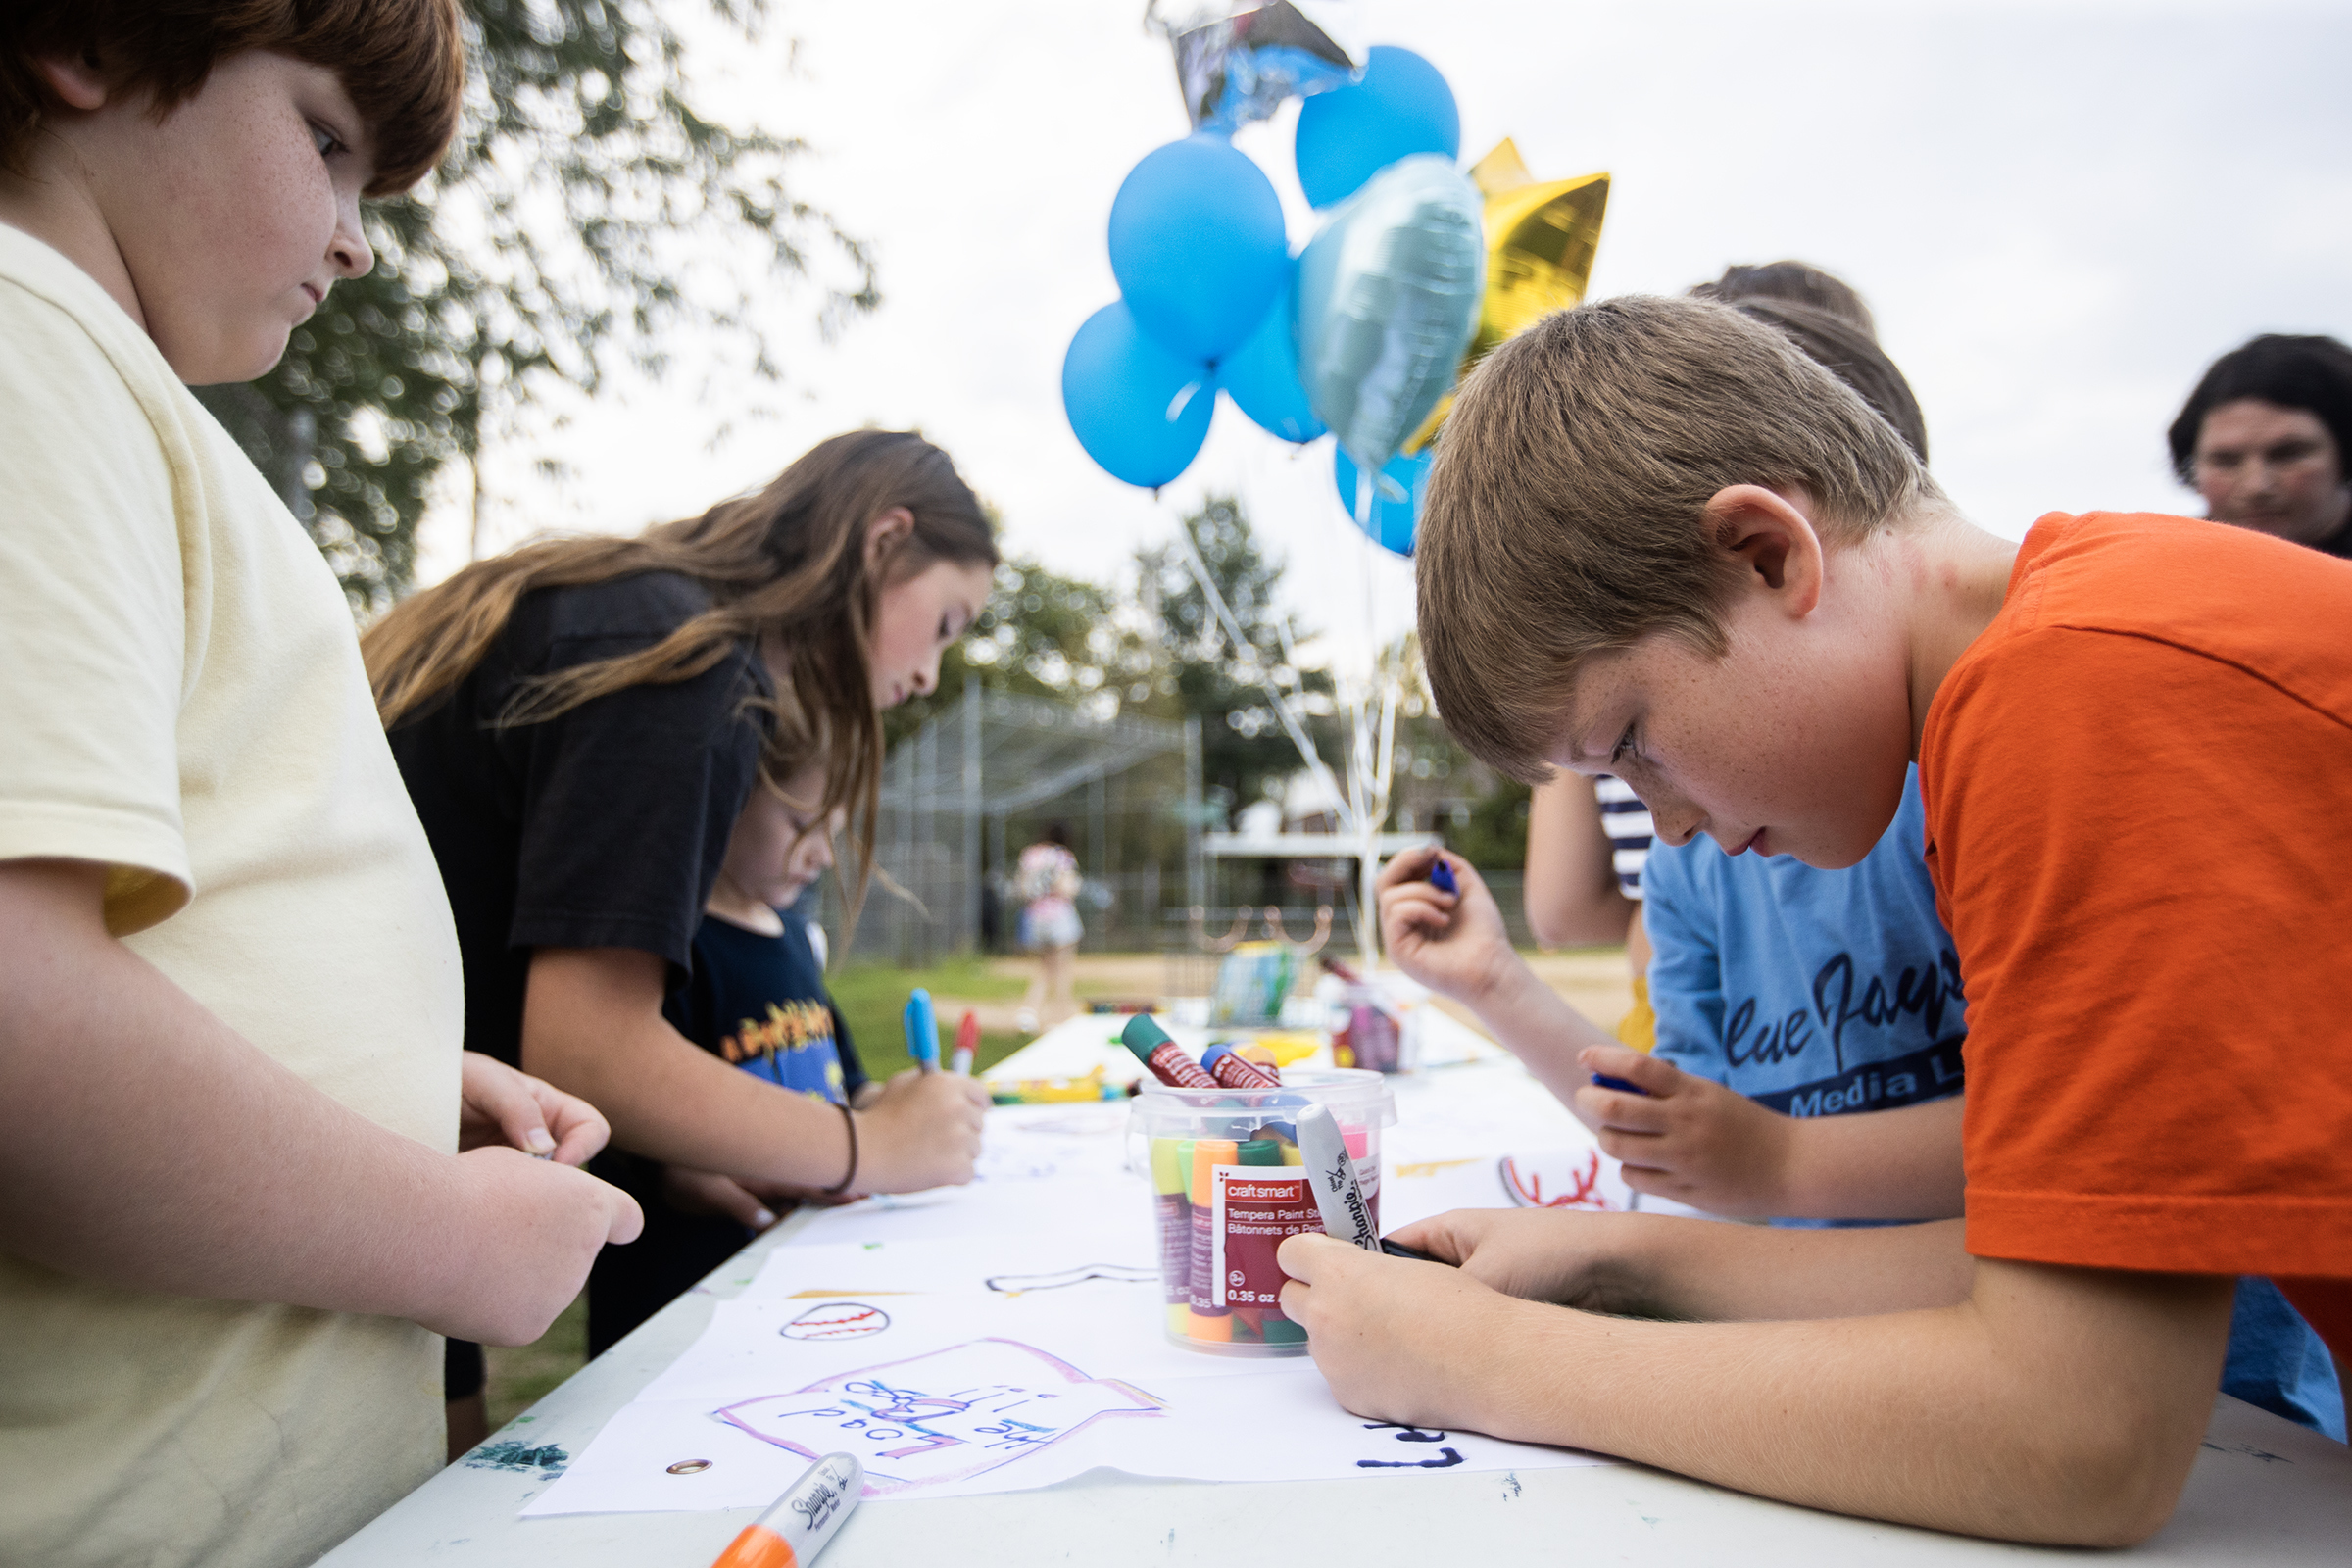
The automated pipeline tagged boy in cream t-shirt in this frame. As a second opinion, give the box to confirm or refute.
[0,8,639,1567]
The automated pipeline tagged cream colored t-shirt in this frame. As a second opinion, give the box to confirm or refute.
[0,229,464,1566]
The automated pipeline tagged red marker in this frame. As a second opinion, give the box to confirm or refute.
[1200,1042,1279,1089]
[1121,1014,1217,1090]
[951,1009,979,1076]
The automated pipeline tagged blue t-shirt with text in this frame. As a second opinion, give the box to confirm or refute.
[1639,766,2342,1440]
[1643,767,1962,1118]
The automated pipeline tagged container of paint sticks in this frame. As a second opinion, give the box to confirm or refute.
[1128,1062,1395,1356]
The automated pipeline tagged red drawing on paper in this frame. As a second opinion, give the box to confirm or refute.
[719,1338,1165,1495]
[1499,1150,1606,1210]
[781,1301,892,1341]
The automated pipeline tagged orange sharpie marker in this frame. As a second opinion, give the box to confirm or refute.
[710,1451,862,1568]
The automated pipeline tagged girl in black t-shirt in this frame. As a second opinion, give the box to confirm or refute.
[361,432,997,1436]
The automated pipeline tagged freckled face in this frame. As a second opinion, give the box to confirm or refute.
[96,51,375,383]
[1547,591,1914,870]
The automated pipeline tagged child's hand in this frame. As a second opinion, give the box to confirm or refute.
[850,1068,990,1193]
[1571,1045,1793,1217]
[1385,1206,1652,1310]
[1275,1232,1538,1436]
[431,1147,643,1346]
[457,1050,611,1166]
[1377,847,1517,1003]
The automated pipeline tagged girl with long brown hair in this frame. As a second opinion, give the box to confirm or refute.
[365,430,997,1420]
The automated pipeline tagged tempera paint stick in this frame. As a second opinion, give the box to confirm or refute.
[1200,1041,1280,1090]
[1122,1013,1217,1090]
[709,1450,862,1568]
[1297,1102,1378,1251]
[950,1008,978,1076]
[1428,855,1458,895]
[903,989,939,1073]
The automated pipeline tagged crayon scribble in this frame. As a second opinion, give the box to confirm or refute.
[464,1440,569,1477]
[782,1301,892,1341]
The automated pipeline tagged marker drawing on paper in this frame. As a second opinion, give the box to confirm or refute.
[719,1337,1166,1495]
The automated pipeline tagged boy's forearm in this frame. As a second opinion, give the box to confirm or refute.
[1778,1096,1966,1219]
[1457,956,1619,1105]
[1463,1259,2232,1545]
[0,861,577,1336]
[1592,1213,1976,1321]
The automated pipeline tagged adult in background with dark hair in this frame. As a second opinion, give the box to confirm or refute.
[2169,333,2352,558]
[1522,264,1912,1053]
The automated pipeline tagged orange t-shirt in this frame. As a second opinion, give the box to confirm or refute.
[1919,511,2352,1358]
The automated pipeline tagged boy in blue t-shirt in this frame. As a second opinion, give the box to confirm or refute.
[586,772,869,1353]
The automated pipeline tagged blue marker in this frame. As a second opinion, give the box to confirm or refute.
[904,987,940,1073]
[1428,855,1458,895]
[1592,1073,1648,1096]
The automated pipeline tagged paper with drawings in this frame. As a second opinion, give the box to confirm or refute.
[526,1286,1604,1515]
[526,1081,1621,1517]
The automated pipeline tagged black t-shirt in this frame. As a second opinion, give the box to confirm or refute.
[662,915,868,1103]
[389,571,769,1066]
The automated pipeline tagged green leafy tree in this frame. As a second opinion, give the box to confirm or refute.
[197,0,876,615]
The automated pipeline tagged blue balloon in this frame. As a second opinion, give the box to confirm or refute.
[1062,301,1215,489]
[1108,134,1290,363]
[1298,154,1484,481]
[1294,45,1461,209]
[1334,446,1428,557]
[1218,265,1325,444]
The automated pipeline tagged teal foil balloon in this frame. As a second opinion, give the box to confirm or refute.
[1297,153,1484,486]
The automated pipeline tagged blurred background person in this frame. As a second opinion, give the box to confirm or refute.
[2170,333,2352,559]
[1014,822,1083,1032]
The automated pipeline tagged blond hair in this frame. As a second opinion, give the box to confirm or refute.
[1416,294,1936,781]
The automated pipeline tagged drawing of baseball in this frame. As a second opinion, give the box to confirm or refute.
[781,1301,892,1341]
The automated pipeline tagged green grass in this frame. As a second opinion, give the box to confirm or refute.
[827,955,1029,1080]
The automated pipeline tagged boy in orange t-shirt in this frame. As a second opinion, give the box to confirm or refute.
[1272,295,2351,1547]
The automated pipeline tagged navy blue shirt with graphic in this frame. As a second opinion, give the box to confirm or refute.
[663,914,866,1104]
[1639,764,2342,1440]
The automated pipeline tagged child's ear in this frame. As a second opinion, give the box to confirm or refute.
[1702,484,1824,616]
[861,507,916,574]
[33,53,112,113]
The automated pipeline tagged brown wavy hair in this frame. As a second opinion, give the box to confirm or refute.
[363,430,998,921]
[2,0,464,195]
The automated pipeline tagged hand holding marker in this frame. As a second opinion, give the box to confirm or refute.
[903,988,940,1073]
[1427,852,1645,1098]
[709,1451,861,1568]
[1296,1102,1443,1263]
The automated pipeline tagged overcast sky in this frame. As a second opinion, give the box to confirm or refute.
[418,0,2352,673]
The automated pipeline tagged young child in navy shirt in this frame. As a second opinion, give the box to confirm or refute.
[587,763,871,1353]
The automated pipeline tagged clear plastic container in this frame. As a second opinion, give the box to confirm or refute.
[1127,1068,1396,1356]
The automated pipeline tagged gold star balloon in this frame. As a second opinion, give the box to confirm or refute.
[1401,139,1608,455]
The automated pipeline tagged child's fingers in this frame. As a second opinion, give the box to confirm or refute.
[1574,1082,1673,1134]
[532,1081,611,1166]
[1374,845,1444,892]
[1578,1044,1681,1097]
[464,1054,559,1156]
[1275,1229,1353,1286]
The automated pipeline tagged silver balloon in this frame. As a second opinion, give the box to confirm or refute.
[1298,153,1486,490]
[1147,1,1362,133]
